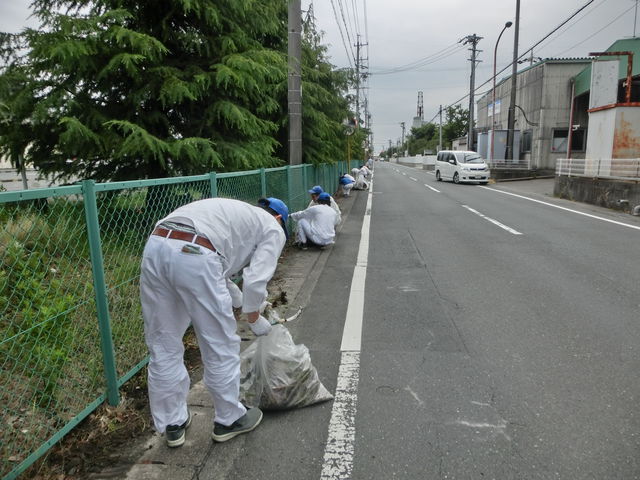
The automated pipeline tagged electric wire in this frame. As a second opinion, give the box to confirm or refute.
[370,43,465,75]
[535,0,609,54]
[329,0,354,69]
[552,2,637,57]
[336,0,357,61]
[429,0,598,120]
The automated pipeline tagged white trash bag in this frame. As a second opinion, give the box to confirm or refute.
[240,324,333,410]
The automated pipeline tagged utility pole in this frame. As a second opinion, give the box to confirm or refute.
[461,33,483,151]
[438,105,443,152]
[400,122,406,155]
[354,35,368,129]
[288,0,302,165]
[389,139,392,156]
[506,0,521,161]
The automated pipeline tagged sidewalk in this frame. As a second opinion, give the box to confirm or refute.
[88,188,360,480]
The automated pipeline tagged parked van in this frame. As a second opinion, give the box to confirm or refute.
[435,150,490,184]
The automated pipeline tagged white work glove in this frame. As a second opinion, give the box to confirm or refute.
[227,280,243,309]
[249,315,272,336]
[259,300,272,314]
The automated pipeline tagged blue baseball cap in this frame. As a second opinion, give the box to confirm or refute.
[258,197,289,238]
[308,185,324,195]
[317,192,331,205]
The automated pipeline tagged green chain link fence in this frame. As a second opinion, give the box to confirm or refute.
[0,161,362,480]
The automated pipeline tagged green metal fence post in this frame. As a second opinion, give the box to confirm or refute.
[209,172,218,198]
[260,168,267,197]
[302,164,308,192]
[82,180,120,407]
[286,166,293,210]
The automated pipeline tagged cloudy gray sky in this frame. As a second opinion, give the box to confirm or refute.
[2,0,638,155]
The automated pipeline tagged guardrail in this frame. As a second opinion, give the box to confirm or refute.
[556,158,640,182]
[0,161,358,480]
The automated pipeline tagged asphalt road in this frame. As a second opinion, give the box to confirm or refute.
[203,163,640,479]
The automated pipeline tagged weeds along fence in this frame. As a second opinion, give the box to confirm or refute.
[0,161,358,480]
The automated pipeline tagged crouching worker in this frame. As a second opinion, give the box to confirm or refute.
[339,173,355,197]
[291,192,337,249]
[140,197,288,447]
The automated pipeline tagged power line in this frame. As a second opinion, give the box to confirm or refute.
[336,0,358,62]
[430,0,597,119]
[329,0,354,68]
[552,2,637,57]
[370,43,465,75]
[535,0,609,53]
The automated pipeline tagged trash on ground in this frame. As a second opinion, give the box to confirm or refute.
[239,324,333,410]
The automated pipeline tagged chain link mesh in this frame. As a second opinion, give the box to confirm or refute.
[1,192,103,478]
[1,163,346,479]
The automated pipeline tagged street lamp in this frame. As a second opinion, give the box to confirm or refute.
[490,21,513,164]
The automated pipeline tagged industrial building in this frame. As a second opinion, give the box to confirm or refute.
[476,57,590,173]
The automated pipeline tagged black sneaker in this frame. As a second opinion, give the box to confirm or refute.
[166,410,192,448]
[212,408,263,443]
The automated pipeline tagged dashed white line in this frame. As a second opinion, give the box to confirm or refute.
[461,205,523,235]
[409,176,417,182]
[425,184,440,193]
[480,186,640,232]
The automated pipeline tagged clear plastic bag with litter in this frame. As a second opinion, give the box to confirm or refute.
[239,324,334,410]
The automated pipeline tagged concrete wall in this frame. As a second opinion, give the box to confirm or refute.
[554,176,640,212]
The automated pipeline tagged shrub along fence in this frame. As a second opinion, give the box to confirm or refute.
[0,161,358,480]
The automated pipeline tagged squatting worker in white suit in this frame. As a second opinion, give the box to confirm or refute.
[140,197,288,448]
[291,192,337,248]
[307,185,341,225]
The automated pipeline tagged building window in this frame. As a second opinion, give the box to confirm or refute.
[551,129,586,153]
[521,130,532,153]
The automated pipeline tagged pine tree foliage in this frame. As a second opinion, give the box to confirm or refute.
[0,0,288,181]
[0,1,360,180]
[297,10,357,165]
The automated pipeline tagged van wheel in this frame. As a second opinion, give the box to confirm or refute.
[436,170,442,181]
[453,172,460,184]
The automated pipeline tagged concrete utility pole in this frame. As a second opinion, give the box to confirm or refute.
[461,33,483,151]
[400,122,406,154]
[506,0,521,161]
[288,0,302,165]
[439,105,443,152]
[354,35,368,128]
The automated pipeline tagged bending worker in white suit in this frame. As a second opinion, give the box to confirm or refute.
[140,197,288,447]
[291,192,337,249]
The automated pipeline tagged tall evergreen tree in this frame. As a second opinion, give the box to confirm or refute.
[0,0,288,182]
[295,9,354,165]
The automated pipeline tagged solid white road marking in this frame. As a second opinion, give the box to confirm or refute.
[320,175,373,479]
[462,205,523,235]
[480,186,640,232]
[425,184,440,193]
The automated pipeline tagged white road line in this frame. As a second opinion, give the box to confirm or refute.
[480,186,640,232]
[320,175,373,479]
[409,176,417,181]
[462,205,523,235]
[402,172,407,176]
[425,184,440,193]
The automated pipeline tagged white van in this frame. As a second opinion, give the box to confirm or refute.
[435,150,490,184]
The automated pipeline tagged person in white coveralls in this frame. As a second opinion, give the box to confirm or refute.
[291,192,337,249]
[307,185,341,225]
[140,197,288,447]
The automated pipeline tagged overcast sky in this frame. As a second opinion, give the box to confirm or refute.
[2,0,638,155]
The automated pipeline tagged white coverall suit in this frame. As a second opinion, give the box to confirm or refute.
[140,198,285,433]
[291,205,338,246]
[307,195,342,225]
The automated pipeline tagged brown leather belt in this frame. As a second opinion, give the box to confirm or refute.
[152,227,217,253]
